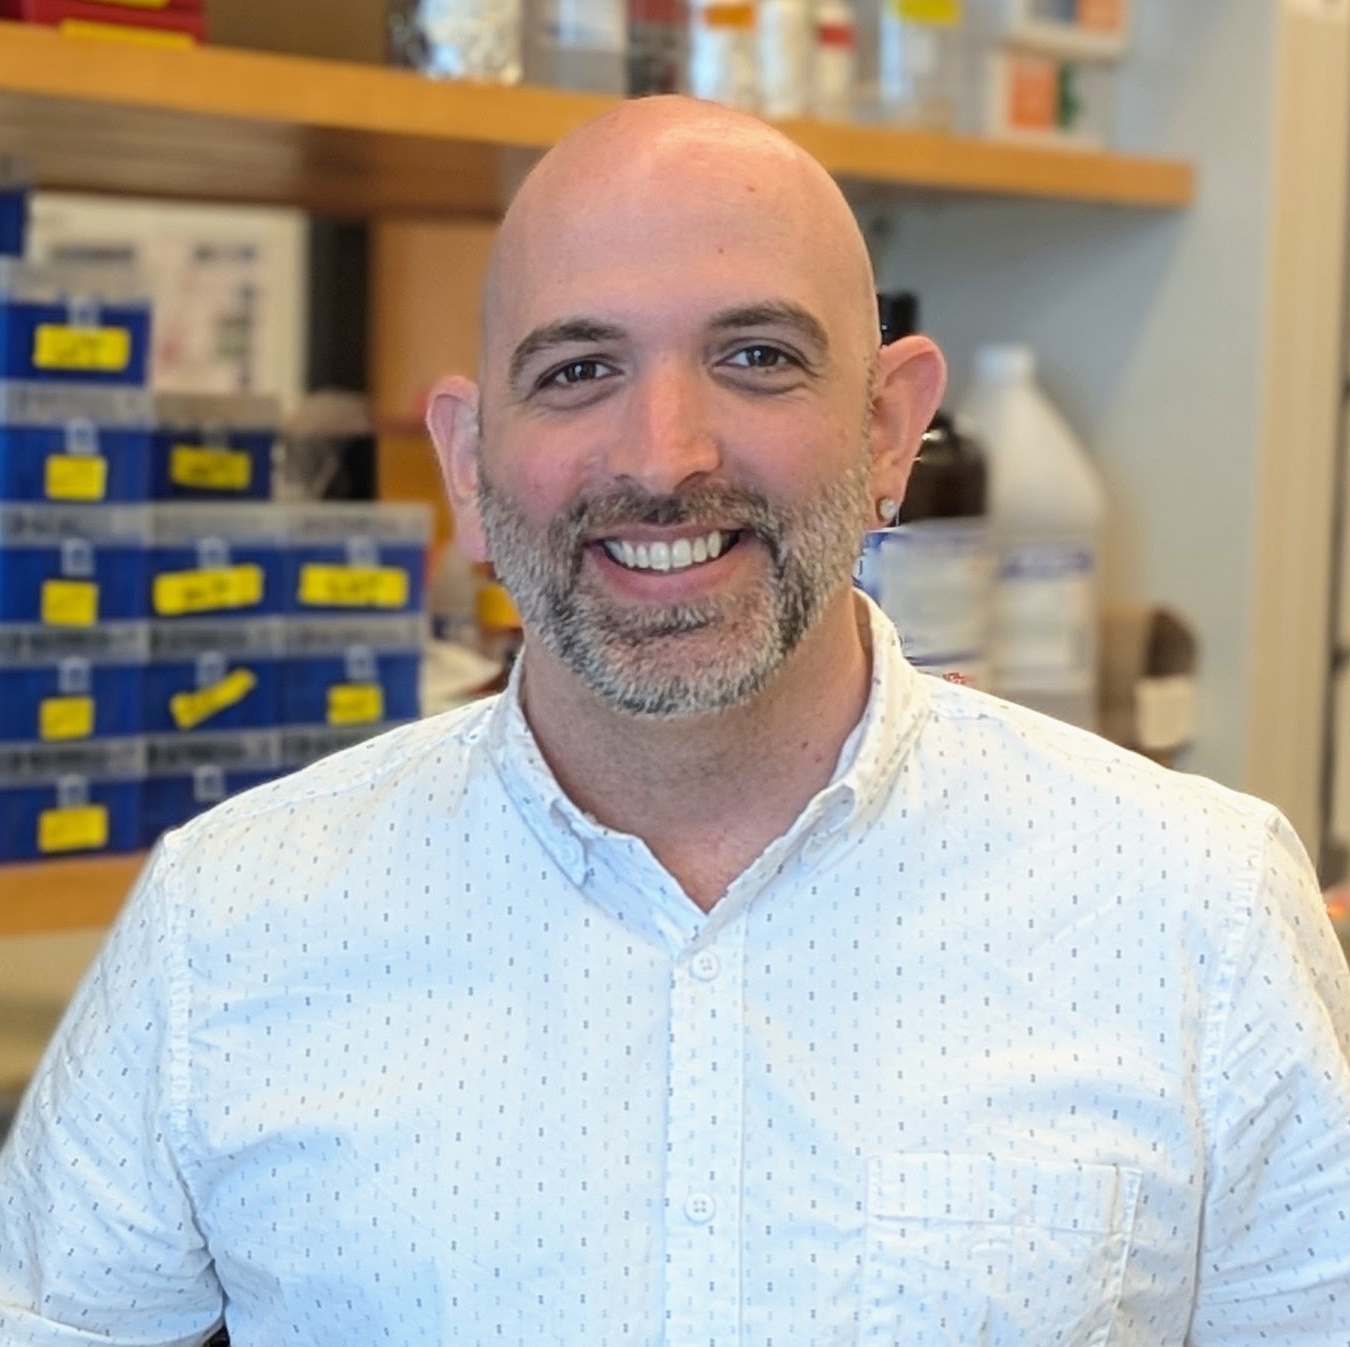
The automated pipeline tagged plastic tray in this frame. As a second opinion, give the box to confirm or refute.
[148,504,285,619]
[0,736,145,863]
[283,503,430,617]
[0,620,147,741]
[150,391,279,501]
[281,647,422,729]
[0,503,149,625]
[142,727,281,845]
[0,258,152,387]
[144,617,283,735]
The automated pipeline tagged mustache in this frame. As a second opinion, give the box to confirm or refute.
[560,482,781,540]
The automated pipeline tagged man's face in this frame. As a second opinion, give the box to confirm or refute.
[471,141,879,717]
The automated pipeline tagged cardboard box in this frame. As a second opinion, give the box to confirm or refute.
[1099,605,1198,766]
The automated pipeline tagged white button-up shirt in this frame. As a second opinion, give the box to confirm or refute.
[3,600,1350,1346]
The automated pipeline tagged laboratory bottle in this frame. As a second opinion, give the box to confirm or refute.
[387,0,523,82]
[809,0,856,122]
[688,0,759,109]
[858,412,993,687]
[523,0,627,92]
[757,0,812,118]
[957,343,1106,729]
[855,292,995,687]
[852,0,968,130]
[627,0,688,93]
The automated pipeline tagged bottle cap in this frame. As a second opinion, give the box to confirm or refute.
[878,292,920,346]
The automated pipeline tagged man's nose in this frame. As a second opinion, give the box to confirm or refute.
[606,359,723,493]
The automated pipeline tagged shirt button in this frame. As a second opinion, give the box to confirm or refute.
[690,950,720,981]
[684,1192,716,1223]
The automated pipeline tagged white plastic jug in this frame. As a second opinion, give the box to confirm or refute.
[957,343,1106,730]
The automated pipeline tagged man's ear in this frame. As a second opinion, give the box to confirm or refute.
[869,335,948,508]
[426,374,489,563]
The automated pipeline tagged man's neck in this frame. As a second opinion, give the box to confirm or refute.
[517,594,875,913]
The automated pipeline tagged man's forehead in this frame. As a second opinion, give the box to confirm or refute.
[481,101,875,365]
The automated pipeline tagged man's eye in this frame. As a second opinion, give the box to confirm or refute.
[726,345,794,370]
[543,359,610,388]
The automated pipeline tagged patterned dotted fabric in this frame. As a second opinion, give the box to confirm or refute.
[3,598,1350,1346]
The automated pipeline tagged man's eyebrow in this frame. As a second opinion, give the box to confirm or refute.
[508,318,627,388]
[706,302,830,354]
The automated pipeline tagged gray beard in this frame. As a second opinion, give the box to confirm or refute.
[476,460,872,719]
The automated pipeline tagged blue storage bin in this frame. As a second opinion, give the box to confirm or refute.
[0,737,144,863]
[141,729,281,846]
[0,504,149,625]
[280,615,424,728]
[149,503,286,620]
[283,503,430,617]
[0,381,153,504]
[0,157,28,258]
[144,617,283,735]
[0,622,147,742]
[0,192,24,259]
[0,259,152,387]
[150,392,279,501]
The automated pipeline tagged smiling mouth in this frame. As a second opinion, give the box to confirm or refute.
[600,529,739,574]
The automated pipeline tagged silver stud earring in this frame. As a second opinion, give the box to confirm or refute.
[877,497,899,526]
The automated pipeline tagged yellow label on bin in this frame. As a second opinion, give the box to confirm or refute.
[327,683,384,727]
[39,696,96,742]
[298,565,409,610]
[154,564,265,617]
[169,667,258,731]
[57,20,195,48]
[893,0,963,23]
[169,445,253,493]
[32,323,133,373]
[45,453,109,503]
[38,804,110,855]
[41,580,99,627]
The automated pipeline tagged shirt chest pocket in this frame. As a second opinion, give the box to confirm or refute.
[860,1152,1142,1347]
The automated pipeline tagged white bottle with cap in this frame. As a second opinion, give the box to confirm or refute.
[957,343,1106,730]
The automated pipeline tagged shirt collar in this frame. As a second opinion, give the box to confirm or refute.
[484,593,931,893]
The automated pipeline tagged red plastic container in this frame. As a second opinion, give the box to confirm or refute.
[0,0,205,41]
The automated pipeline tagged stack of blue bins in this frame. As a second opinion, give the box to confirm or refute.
[277,501,430,778]
[141,392,287,846]
[0,259,152,863]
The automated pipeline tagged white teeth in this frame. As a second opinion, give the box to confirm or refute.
[602,530,730,573]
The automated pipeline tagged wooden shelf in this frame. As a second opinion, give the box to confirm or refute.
[0,22,1195,215]
[0,853,143,937]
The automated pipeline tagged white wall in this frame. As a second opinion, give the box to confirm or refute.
[868,0,1278,793]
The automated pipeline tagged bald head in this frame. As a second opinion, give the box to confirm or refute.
[481,97,879,386]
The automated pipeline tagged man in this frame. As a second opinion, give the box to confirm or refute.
[2,95,1349,1346]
